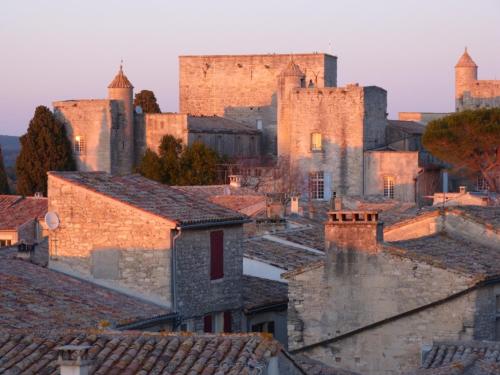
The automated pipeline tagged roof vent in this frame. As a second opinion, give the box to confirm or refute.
[57,345,92,375]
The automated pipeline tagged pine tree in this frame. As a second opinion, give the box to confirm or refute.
[0,146,10,194]
[134,90,161,114]
[178,141,219,185]
[16,106,75,196]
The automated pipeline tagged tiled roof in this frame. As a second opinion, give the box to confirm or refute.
[187,115,260,134]
[387,120,426,135]
[243,237,324,271]
[173,185,266,216]
[386,233,500,279]
[0,252,168,332]
[408,340,500,374]
[294,355,362,375]
[455,49,478,68]
[0,195,47,231]
[271,228,326,252]
[243,276,288,311]
[452,206,500,229]
[107,65,134,88]
[48,172,248,228]
[0,330,284,374]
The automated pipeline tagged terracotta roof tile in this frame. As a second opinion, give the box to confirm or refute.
[0,195,47,231]
[48,172,248,228]
[0,331,283,374]
[407,340,500,374]
[107,66,133,89]
[0,253,168,332]
[242,276,288,311]
[455,49,478,68]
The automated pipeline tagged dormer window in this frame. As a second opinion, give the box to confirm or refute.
[311,132,322,152]
[74,136,86,154]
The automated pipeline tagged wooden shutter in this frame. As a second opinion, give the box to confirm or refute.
[210,231,224,280]
[203,315,212,333]
[223,311,232,333]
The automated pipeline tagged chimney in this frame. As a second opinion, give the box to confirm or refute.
[290,195,300,214]
[57,345,92,375]
[325,208,383,253]
[459,186,467,194]
[229,175,242,188]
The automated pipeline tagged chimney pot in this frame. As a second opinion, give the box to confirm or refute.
[229,175,242,188]
[57,345,92,375]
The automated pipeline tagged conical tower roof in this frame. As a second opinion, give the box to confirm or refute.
[108,65,134,89]
[282,59,305,77]
[455,48,477,68]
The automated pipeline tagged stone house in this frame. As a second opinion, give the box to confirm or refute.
[47,171,250,333]
[0,194,47,247]
[285,203,500,375]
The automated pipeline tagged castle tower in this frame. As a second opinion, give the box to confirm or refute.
[277,60,305,158]
[455,48,478,105]
[108,65,134,174]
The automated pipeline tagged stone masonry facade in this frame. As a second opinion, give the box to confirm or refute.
[47,174,174,306]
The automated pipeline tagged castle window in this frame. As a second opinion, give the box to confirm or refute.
[74,135,86,154]
[311,132,322,151]
[383,176,395,199]
[310,171,324,200]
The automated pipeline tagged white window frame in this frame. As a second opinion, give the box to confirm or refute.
[383,176,395,199]
[74,135,86,154]
[310,171,324,200]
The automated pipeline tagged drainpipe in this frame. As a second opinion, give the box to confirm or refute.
[171,228,182,315]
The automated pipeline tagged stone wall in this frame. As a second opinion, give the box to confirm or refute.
[47,174,174,306]
[175,225,244,331]
[179,53,337,155]
[286,250,474,352]
[280,84,387,198]
[298,284,498,375]
[364,151,419,202]
[143,113,189,155]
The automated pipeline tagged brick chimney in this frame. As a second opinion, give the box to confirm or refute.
[57,345,92,375]
[325,200,383,253]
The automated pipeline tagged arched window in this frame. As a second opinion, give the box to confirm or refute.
[383,176,395,199]
[311,132,322,152]
[74,135,86,154]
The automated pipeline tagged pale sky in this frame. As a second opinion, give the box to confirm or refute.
[1,0,499,135]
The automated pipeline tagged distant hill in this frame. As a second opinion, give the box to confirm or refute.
[0,135,20,168]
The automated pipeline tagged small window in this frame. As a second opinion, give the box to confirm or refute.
[210,230,224,280]
[203,314,213,333]
[223,311,232,333]
[0,240,12,247]
[74,135,86,154]
[477,175,490,192]
[256,119,263,130]
[310,171,324,200]
[383,176,395,199]
[311,133,322,152]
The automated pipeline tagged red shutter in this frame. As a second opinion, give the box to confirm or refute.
[223,311,232,333]
[203,315,212,333]
[210,231,224,280]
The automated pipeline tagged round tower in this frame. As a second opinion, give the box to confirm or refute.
[280,59,305,92]
[455,48,478,100]
[108,65,134,174]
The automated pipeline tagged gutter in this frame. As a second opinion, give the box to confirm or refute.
[290,276,500,354]
[178,218,251,230]
[244,301,288,315]
[116,312,179,331]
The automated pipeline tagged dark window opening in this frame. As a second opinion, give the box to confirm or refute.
[223,311,232,333]
[203,315,213,333]
[210,231,224,280]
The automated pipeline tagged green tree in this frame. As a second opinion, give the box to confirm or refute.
[178,141,219,185]
[16,106,75,196]
[134,90,161,114]
[137,148,163,182]
[0,146,10,194]
[423,108,500,192]
[158,135,183,184]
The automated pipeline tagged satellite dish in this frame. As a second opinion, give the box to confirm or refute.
[45,212,60,230]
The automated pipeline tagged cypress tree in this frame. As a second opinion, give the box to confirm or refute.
[137,148,163,183]
[0,146,10,194]
[178,141,219,185]
[16,106,75,196]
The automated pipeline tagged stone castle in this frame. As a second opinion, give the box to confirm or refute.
[455,48,500,111]
[52,49,499,202]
